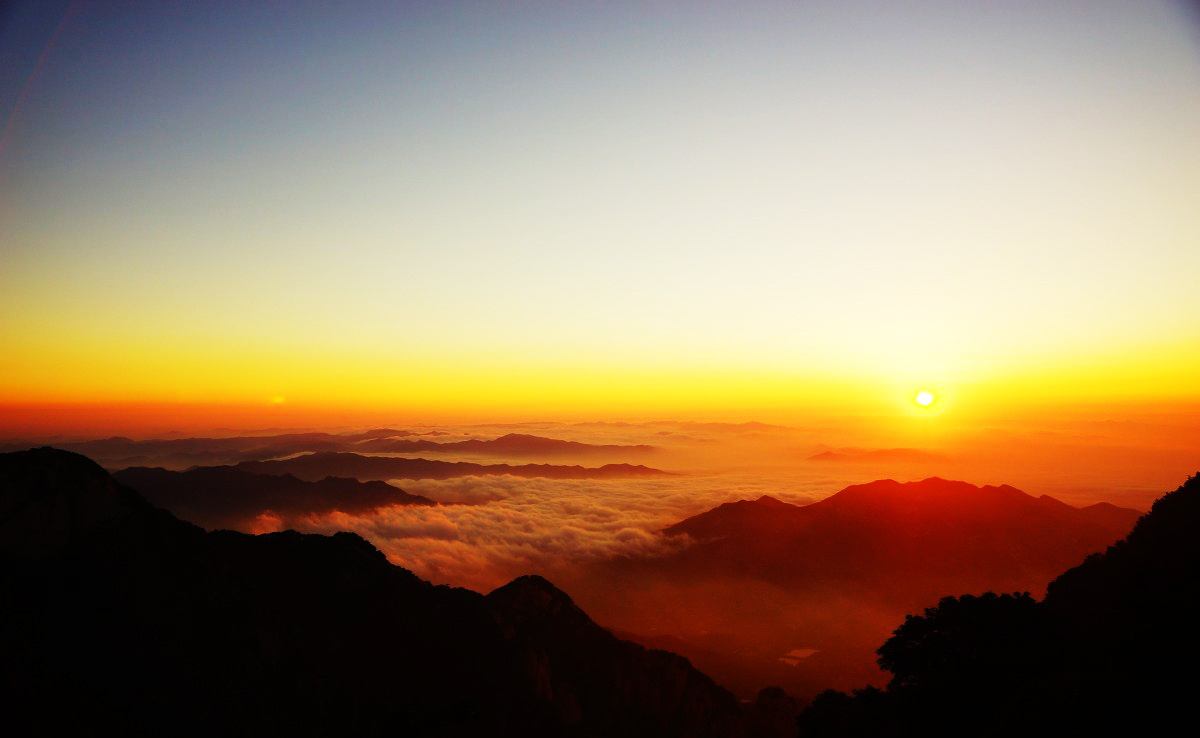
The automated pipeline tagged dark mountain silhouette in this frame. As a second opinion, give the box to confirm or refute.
[1038,471,1200,730]
[112,465,435,531]
[795,473,1200,737]
[356,432,657,457]
[234,451,670,482]
[0,447,746,737]
[584,478,1139,701]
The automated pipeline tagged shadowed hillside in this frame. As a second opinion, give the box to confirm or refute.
[795,473,1200,737]
[0,448,744,738]
[581,477,1139,701]
[113,465,436,531]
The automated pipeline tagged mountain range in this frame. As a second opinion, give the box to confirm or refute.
[0,447,750,737]
[583,477,1140,700]
[112,465,436,531]
[797,472,1200,736]
[232,452,669,482]
[0,429,413,469]
[353,432,658,457]
[4,445,1177,737]
[0,431,658,470]
[663,477,1138,602]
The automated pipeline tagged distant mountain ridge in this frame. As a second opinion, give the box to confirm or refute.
[0,431,658,470]
[357,432,658,456]
[113,465,435,531]
[0,429,413,469]
[664,477,1139,601]
[0,447,746,737]
[233,452,669,482]
[586,477,1140,701]
[796,473,1200,736]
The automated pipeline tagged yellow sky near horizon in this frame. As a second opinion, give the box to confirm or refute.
[2,1,1198,429]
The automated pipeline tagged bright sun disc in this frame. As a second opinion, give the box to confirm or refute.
[915,390,935,407]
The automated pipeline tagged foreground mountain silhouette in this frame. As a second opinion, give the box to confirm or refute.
[0,448,744,737]
[795,472,1200,737]
[233,451,669,482]
[112,465,436,531]
[585,477,1139,700]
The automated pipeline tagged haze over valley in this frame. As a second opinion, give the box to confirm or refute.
[7,414,1189,706]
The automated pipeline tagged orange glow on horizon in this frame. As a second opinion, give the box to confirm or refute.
[2,307,1198,440]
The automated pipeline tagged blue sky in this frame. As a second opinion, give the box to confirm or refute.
[2,1,1199,416]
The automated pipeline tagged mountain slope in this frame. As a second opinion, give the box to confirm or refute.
[113,465,435,530]
[584,477,1139,701]
[1043,472,1200,694]
[796,473,1200,737]
[664,477,1139,602]
[0,448,743,738]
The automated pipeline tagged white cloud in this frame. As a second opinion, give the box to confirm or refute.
[291,471,830,591]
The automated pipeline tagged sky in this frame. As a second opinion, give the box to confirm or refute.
[2,0,1199,429]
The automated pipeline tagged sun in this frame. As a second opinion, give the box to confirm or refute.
[914,390,935,407]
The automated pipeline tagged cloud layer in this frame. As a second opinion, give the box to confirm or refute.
[287,471,831,592]
[208,409,1200,593]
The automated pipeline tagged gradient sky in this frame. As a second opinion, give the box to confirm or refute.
[2,1,1199,424]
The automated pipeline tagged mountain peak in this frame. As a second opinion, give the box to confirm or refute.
[495,433,543,441]
[815,477,1033,510]
[754,494,791,507]
[0,447,153,559]
[486,574,596,630]
[664,494,804,540]
[662,475,1141,598]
